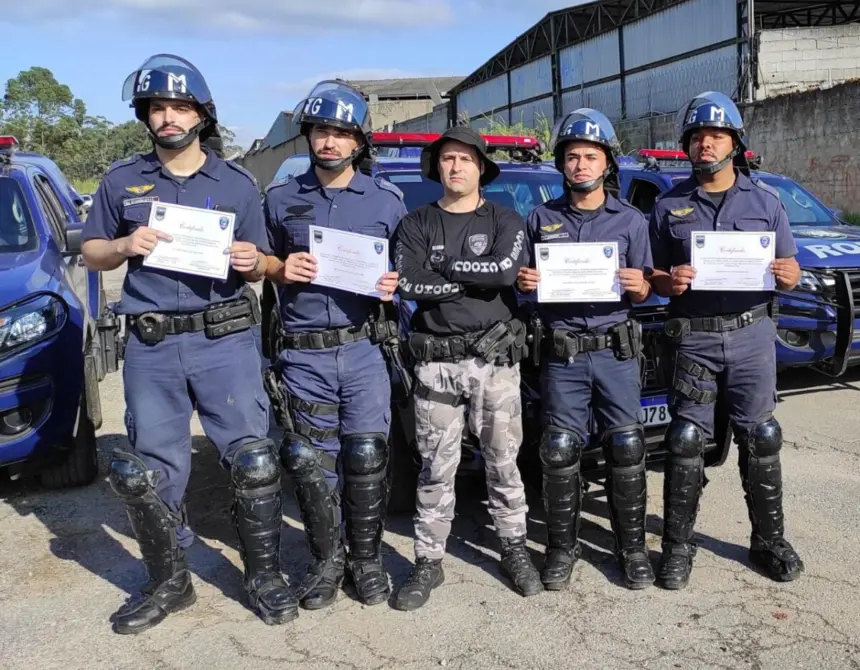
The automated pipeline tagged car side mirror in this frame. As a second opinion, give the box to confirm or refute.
[63,227,83,256]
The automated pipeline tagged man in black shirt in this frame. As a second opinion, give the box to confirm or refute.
[391,126,541,610]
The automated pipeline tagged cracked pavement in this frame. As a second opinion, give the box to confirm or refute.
[0,271,858,669]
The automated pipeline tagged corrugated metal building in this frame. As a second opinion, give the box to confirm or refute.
[444,0,860,149]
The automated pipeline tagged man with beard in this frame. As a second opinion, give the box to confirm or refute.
[262,80,404,610]
[82,54,295,633]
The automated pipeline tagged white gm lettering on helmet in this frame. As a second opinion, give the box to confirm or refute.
[584,122,600,136]
[167,72,187,93]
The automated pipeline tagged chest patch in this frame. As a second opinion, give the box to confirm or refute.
[540,232,569,241]
[468,233,488,255]
[123,196,159,207]
[125,184,155,196]
[670,207,694,218]
[540,223,563,233]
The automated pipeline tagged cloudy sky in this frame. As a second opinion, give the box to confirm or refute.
[1,0,586,148]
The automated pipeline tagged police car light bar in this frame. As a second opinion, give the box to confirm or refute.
[638,148,756,160]
[372,132,543,152]
[0,136,19,149]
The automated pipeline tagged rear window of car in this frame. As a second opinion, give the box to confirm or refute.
[0,177,37,253]
[377,169,564,218]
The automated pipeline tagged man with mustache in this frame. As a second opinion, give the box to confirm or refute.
[517,109,656,591]
[391,126,540,611]
[261,80,403,610]
[649,91,804,589]
[81,54,296,632]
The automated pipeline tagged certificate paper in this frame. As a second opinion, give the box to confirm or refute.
[142,202,235,281]
[691,231,775,291]
[535,242,621,303]
[309,225,388,297]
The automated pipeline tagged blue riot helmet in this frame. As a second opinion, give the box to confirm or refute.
[122,54,218,152]
[293,80,373,171]
[675,91,748,175]
[550,108,621,192]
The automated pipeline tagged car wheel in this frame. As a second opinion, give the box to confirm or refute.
[387,403,418,514]
[40,389,99,490]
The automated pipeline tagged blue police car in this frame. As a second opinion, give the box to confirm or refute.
[618,149,860,379]
[0,136,121,488]
[260,133,734,510]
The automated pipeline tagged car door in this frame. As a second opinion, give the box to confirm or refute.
[30,170,90,332]
[625,176,664,217]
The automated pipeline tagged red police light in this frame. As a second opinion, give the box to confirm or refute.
[638,148,756,160]
[0,136,19,149]
[371,131,542,152]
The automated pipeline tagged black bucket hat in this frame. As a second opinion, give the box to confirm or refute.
[420,126,500,186]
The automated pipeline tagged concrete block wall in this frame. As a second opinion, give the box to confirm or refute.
[744,80,860,213]
[757,25,860,98]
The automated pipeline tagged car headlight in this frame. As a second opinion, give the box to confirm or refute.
[798,270,836,293]
[0,294,65,354]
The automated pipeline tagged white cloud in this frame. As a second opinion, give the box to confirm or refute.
[269,67,450,104]
[4,0,455,32]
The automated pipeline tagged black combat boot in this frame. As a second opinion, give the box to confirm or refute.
[499,536,544,597]
[539,427,583,590]
[393,558,445,611]
[739,418,805,582]
[231,441,299,625]
[342,434,391,606]
[281,435,345,610]
[657,421,705,590]
[108,452,197,635]
[605,426,655,590]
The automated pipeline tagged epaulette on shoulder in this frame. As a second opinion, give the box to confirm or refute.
[104,153,141,176]
[265,175,293,194]
[750,176,781,201]
[224,160,259,189]
[374,175,404,200]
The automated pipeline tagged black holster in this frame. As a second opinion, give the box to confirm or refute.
[263,360,294,433]
[527,311,545,368]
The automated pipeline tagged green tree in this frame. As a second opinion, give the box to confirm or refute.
[475,112,555,161]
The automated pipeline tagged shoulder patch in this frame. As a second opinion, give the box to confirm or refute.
[374,176,404,200]
[224,160,259,189]
[265,176,291,193]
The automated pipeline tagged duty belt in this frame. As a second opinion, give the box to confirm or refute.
[407,320,526,365]
[128,289,260,344]
[281,320,398,350]
[664,304,770,342]
[546,319,642,362]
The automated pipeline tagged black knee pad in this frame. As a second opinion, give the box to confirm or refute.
[231,438,280,494]
[604,424,646,468]
[279,433,319,479]
[665,419,706,459]
[747,416,782,459]
[108,451,154,501]
[539,426,584,469]
[341,433,388,477]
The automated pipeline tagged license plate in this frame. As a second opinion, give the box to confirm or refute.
[639,397,670,427]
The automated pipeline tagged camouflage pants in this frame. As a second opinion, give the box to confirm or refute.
[412,357,528,559]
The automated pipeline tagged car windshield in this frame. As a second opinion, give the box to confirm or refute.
[754,174,838,227]
[0,177,37,253]
[376,168,564,217]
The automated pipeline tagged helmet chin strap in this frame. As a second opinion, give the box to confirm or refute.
[310,145,363,172]
[148,119,206,152]
[566,166,612,193]
[691,145,739,175]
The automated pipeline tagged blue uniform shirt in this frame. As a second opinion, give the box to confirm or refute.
[649,170,798,317]
[82,149,269,315]
[524,192,653,332]
[265,168,407,333]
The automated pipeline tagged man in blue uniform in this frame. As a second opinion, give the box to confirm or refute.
[517,109,655,591]
[82,54,298,633]
[262,80,403,610]
[649,91,805,589]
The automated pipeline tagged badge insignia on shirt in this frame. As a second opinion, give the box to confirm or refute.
[670,207,694,218]
[219,216,229,230]
[122,196,159,207]
[125,184,155,196]
[760,236,771,248]
[540,223,563,233]
[374,241,384,255]
[285,205,314,220]
[314,229,323,243]
[695,235,705,248]
[603,246,614,258]
[468,233,488,255]
[539,247,549,261]
[541,232,569,241]
[155,205,166,221]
